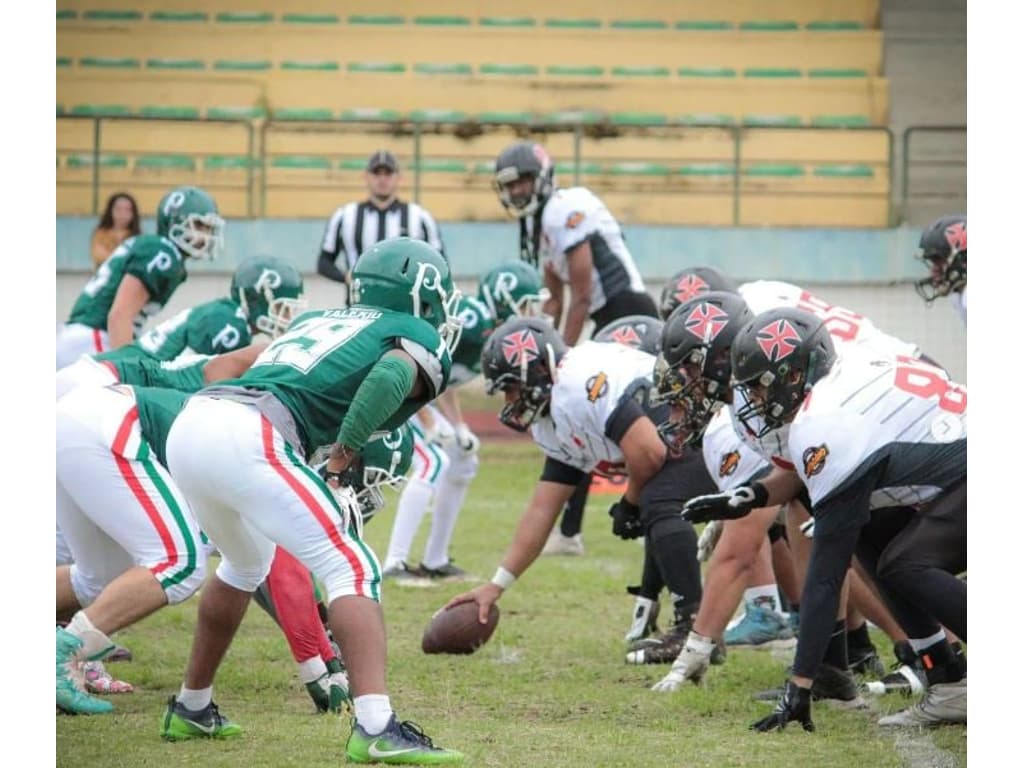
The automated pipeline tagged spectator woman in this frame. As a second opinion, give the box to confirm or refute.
[90,192,140,270]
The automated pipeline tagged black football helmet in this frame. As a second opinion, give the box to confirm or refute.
[731,308,837,438]
[493,141,555,218]
[914,215,966,303]
[658,266,739,320]
[593,315,664,356]
[481,317,568,432]
[652,292,753,450]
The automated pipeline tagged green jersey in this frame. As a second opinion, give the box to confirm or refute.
[450,296,495,387]
[67,234,187,335]
[94,298,251,366]
[211,306,451,456]
[132,386,190,468]
[109,355,209,393]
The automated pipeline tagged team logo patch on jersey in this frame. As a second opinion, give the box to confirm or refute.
[586,372,609,402]
[802,445,829,477]
[944,221,967,252]
[608,325,643,347]
[718,450,741,477]
[501,330,539,366]
[673,275,710,304]
[757,319,801,362]
[565,211,585,229]
[685,302,729,343]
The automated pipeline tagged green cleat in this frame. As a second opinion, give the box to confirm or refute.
[56,627,113,715]
[346,715,463,764]
[161,695,243,741]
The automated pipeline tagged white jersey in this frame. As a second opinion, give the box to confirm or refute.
[530,341,655,477]
[702,408,770,491]
[950,287,967,326]
[528,187,645,313]
[789,346,966,510]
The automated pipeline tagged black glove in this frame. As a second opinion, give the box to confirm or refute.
[681,482,769,524]
[609,497,644,540]
[751,680,815,733]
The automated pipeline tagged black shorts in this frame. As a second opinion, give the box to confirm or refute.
[591,291,659,332]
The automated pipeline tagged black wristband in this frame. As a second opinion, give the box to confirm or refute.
[750,481,770,508]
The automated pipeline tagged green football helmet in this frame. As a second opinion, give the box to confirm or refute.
[347,425,415,523]
[350,237,462,353]
[156,185,225,261]
[452,295,496,370]
[478,261,550,323]
[230,255,307,338]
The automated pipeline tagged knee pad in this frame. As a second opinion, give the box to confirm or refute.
[162,558,207,604]
[69,564,103,608]
[215,556,273,593]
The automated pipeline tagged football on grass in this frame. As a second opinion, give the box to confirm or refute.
[422,602,500,655]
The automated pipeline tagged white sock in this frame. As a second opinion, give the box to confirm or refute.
[67,611,115,661]
[297,656,327,684]
[908,629,947,654]
[353,694,393,734]
[178,686,212,711]
[743,584,781,613]
[384,478,434,568]
[422,475,470,569]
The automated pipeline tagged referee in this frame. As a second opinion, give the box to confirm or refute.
[317,149,446,296]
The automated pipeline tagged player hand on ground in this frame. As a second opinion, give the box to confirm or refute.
[454,423,480,453]
[751,680,815,733]
[682,484,766,524]
[443,584,503,625]
[697,520,724,561]
[650,632,713,692]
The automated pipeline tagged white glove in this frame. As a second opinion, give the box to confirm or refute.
[651,631,714,692]
[423,419,456,449]
[697,520,724,562]
[330,484,363,540]
[454,423,480,454]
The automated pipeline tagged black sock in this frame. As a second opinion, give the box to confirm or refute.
[823,619,849,670]
[847,621,873,652]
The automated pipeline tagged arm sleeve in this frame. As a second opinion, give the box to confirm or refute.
[317,250,348,283]
[540,456,587,486]
[336,355,417,450]
[317,208,348,283]
[604,396,646,444]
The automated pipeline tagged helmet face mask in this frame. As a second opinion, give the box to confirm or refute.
[914,215,966,304]
[493,142,555,219]
[157,186,225,261]
[342,426,413,523]
[479,262,550,323]
[231,256,306,339]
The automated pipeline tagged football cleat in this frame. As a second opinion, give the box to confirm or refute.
[541,531,584,557]
[161,695,243,741]
[877,679,967,727]
[346,715,464,764]
[418,561,469,581]
[724,601,795,648]
[626,616,693,665]
[56,628,113,715]
[754,663,867,709]
[381,562,435,588]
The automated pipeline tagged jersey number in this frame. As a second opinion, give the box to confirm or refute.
[796,291,864,342]
[254,316,371,373]
[893,358,966,414]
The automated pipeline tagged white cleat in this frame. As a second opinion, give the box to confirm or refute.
[541,532,584,557]
[878,679,967,727]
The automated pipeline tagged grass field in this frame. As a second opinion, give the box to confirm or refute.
[56,440,966,768]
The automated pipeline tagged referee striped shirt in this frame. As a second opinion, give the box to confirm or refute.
[317,198,445,283]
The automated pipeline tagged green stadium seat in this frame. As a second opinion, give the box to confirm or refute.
[271,156,331,170]
[679,163,737,176]
[742,114,803,127]
[744,163,806,176]
[57,56,72,67]
[610,111,668,126]
[339,158,370,171]
[413,63,473,76]
[412,159,468,172]
[678,66,736,77]
[150,11,208,23]
[57,104,65,115]
[409,109,467,123]
[480,17,536,27]
[215,12,273,23]
[545,18,601,29]
[541,110,602,124]
[136,154,196,170]
[808,68,869,78]
[546,65,604,77]
[80,57,140,69]
[413,16,471,27]
[206,106,267,120]
[677,113,736,126]
[479,63,539,76]
[56,9,76,20]
[281,13,339,25]
[273,108,334,121]
[477,111,533,124]
[555,161,602,175]
[611,66,670,77]
[348,15,404,26]
[347,62,406,74]
[744,68,803,78]
[140,105,201,119]
[806,20,864,30]
[70,104,132,117]
[67,153,129,168]
[810,114,871,127]
[339,108,402,122]
[281,60,340,71]
[814,164,874,178]
[146,58,205,70]
[204,156,255,170]
[607,162,671,176]
[674,20,732,30]
[610,19,668,30]
[474,161,495,174]
[83,10,142,21]
[214,59,271,71]
[739,20,800,31]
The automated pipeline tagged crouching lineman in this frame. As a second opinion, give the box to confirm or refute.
[444,317,716,661]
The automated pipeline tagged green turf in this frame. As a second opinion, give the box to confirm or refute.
[56,440,966,767]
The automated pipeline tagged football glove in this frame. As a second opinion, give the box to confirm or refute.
[682,482,768,524]
[650,631,714,692]
[423,419,456,449]
[697,520,724,562]
[609,497,644,540]
[454,422,480,454]
[751,680,815,733]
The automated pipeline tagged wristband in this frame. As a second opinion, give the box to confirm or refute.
[750,481,770,508]
[491,566,516,590]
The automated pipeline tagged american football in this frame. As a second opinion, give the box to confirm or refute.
[422,602,500,655]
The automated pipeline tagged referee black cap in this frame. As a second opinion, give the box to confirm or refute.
[366,150,399,173]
